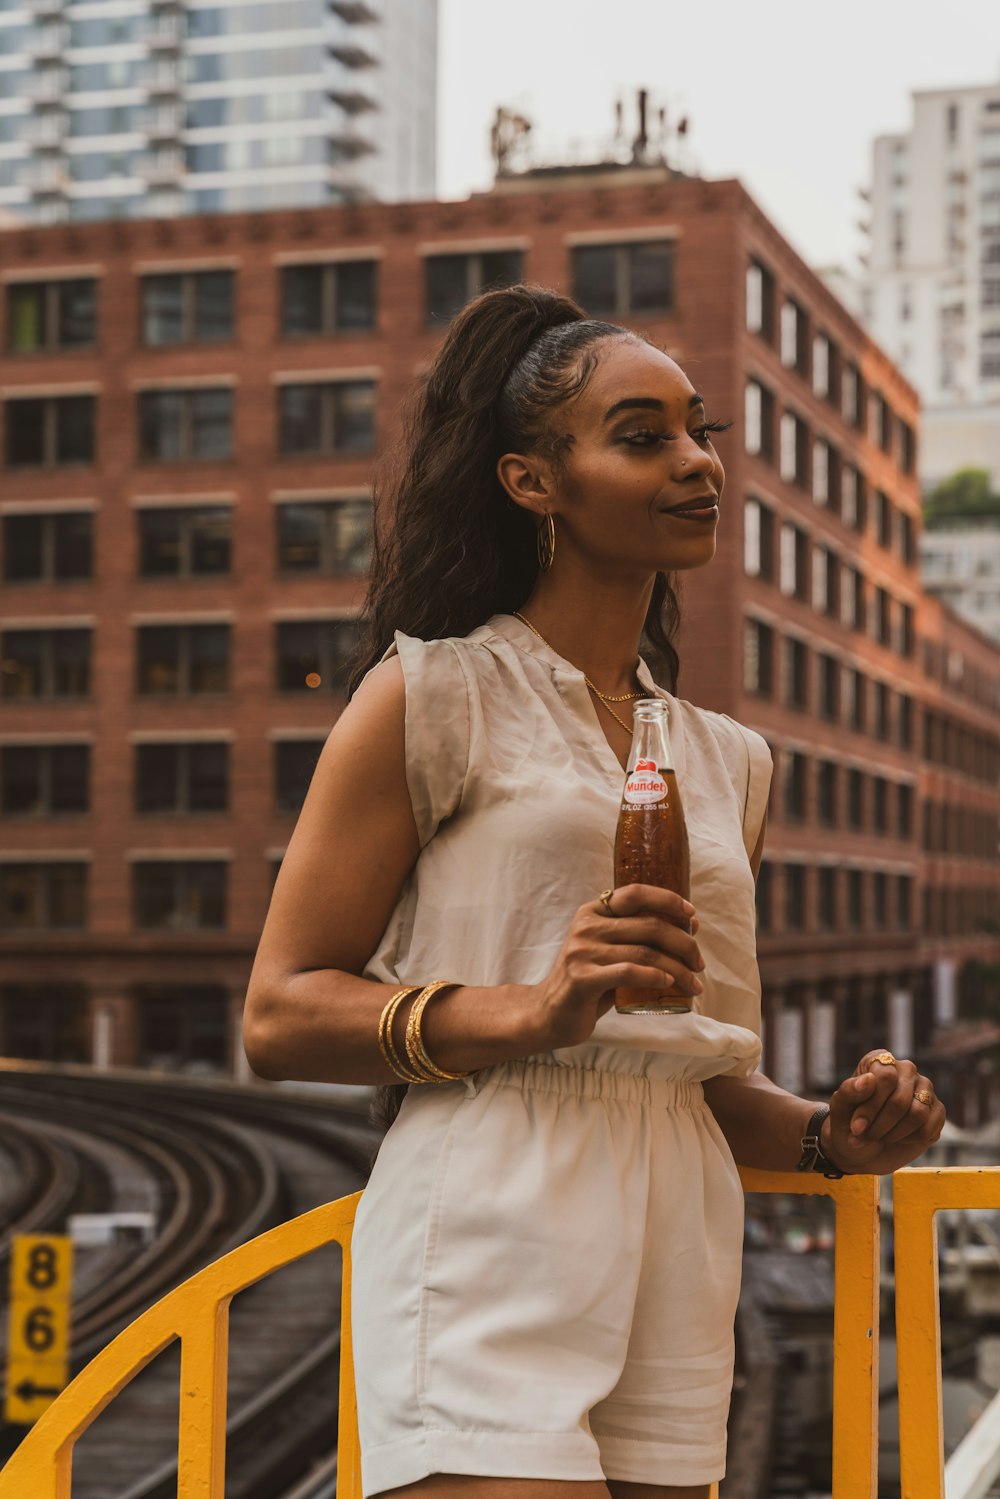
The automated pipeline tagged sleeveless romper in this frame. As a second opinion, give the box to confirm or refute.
[350,613,773,1494]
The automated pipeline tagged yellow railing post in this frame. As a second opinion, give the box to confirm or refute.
[893,1167,1000,1499]
[739,1167,882,1499]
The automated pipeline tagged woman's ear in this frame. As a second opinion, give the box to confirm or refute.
[496,451,555,517]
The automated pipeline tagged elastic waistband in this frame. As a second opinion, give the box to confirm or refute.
[475,1056,704,1108]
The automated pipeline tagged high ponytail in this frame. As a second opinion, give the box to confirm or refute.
[348,282,682,696]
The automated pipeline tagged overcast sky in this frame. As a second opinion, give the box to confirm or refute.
[437,0,999,271]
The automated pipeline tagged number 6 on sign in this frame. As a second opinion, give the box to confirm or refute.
[4,1234,73,1426]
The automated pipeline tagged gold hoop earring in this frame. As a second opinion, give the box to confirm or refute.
[537,512,556,572]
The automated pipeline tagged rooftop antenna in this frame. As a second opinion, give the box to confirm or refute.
[632,87,649,163]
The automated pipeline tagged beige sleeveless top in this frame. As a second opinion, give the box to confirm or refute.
[362,613,773,1084]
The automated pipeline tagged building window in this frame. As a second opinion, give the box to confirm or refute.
[278,380,375,455]
[276,618,359,693]
[782,750,807,821]
[897,783,913,840]
[572,239,673,317]
[818,654,839,721]
[276,497,372,576]
[896,873,912,928]
[6,279,97,353]
[898,693,913,749]
[136,982,228,1069]
[141,270,234,345]
[812,439,830,504]
[875,586,892,646]
[138,388,232,462]
[818,866,837,929]
[780,298,809,373]
[133,860,226,931]
[841,362,866,430]
[824,550,840,619]
[873,681,890,740]
[900,511,915,569]
[136,624,229,695]
[0,627,90,699]
[875,490,894,550]
[873,870,888,929]
[275,738,324,812]
[426,248,524,324]
[812,546,827,612]
[813,332,838,400]
[852,570,867,632]
[744,379,774,459]
[846,868,863,929]
[746,259,775,340]
[784,861,807,929]
[873,776,888,833]
[780,410,809,487]
[755,860,773,932]
[779,522,808,599]
[135,741,228,814]
[0,744,89,816]
[0,862,87,930]
[0,982,89,1064]
[783,636,809,710]
[900,421,916,475]
[847,669,865,732]
[138,506,231,577]
[5,395,95,467]
[873,394,893,454]
[817,760,837,825]
[900,601,915,657]
[847,768,864,829]
[2,511,92,583]
[743,618,774,696]
[281,259,377,336]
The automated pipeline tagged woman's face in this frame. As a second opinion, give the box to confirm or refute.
[539,338,727,576]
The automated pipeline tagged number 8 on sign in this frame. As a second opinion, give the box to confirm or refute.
[4,1234,73,1426]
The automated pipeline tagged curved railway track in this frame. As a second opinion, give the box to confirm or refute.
[0,1064,378,1499]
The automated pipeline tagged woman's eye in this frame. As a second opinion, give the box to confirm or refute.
[622,428,665,445]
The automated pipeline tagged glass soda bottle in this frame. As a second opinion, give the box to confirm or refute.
[613,698,692,1015]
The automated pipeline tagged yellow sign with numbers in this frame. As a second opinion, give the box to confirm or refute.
[4,1234,73,1425]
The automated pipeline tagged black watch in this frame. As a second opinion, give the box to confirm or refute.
[796,1104,845,1179]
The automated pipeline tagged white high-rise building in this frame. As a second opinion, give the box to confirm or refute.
[860,78,1000,491]
[0,0,437,224]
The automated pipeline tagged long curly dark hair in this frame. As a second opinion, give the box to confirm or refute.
[350,282,685,1140]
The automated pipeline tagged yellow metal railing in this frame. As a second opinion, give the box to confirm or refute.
[0,1164,975,1499]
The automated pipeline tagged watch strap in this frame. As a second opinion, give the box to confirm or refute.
[796,1103,845,1179]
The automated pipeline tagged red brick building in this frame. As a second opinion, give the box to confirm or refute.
[1,165,997,1113]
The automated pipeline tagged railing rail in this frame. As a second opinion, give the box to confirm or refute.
[0,1164,984,1499]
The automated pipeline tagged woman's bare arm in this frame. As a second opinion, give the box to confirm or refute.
[242,658,537,1084]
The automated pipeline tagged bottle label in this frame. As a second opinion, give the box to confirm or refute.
[623,757,668,806]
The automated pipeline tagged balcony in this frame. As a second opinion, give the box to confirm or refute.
[145,108,183,143]
[28,0,63,17]
[25,113,67,148]
[139,152,184,186]
[327,86,377,113]
[327,40,377,68]
[145,64,181,99]
[329,0,379,20]
[30,29,67,63]
[329,126,376,160]
[147,17,182,52]
[26,69,68,106]
[26,162,71,195]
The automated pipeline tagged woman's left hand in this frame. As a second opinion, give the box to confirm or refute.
[822,1051,947,1175]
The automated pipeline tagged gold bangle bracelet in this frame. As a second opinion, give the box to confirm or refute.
[404,981,472,1083]
[377,986,423,1083]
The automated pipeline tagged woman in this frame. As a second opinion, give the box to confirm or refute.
[244,284,945,1499]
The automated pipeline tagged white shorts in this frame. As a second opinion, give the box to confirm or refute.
[351,1057,745,1495]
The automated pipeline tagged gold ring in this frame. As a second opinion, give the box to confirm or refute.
[914,1089,934,1106]
[874,1052,897,1067]
[598,889,615,915]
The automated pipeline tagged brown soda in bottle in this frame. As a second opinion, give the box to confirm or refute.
[613,698,692,1015]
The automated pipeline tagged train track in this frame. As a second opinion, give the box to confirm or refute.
[0,1065,379,1499]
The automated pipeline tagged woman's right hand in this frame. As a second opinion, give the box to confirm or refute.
[528,884,706,1051]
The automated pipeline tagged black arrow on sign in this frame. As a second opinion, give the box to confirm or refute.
[14,1379,61,1401]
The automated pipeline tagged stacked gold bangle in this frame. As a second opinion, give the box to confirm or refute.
[377,981,472,1084]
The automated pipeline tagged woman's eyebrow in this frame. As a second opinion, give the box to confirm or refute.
[602,393,705,422]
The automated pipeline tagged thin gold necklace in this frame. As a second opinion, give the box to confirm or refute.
[512,611,641,735]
